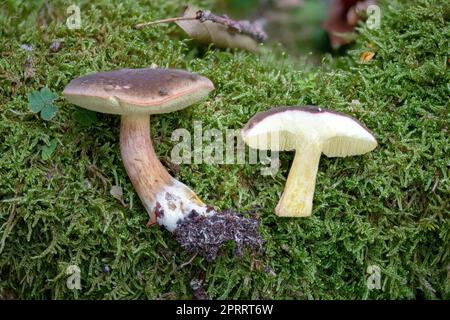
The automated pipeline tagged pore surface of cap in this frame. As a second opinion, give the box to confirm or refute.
[63,68,214,115]
[242,106,377,157]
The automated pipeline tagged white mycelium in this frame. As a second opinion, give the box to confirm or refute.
[150,180,212,232]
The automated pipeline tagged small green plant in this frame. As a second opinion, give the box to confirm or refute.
[41,139,58,160]
[28,87,58,120]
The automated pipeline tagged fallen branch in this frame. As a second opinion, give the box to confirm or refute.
[135,10,267,43]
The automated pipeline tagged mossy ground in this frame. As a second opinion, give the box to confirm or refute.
[0,0,449,299]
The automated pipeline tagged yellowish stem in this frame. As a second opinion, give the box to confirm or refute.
[275,141,323,217]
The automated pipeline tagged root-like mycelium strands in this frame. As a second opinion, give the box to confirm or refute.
[174,210,264,262]
[120,114,263,260]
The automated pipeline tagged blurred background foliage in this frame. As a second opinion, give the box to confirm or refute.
[215,0,331,64]
[1,0,367,66]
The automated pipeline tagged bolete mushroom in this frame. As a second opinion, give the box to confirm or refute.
[241,106,377,217]
[64,68,262,261]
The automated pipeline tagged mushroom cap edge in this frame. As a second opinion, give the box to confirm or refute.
[241,106,378,157]
[63,68,215,115]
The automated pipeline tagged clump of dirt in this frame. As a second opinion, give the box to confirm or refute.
[173,210,264,262]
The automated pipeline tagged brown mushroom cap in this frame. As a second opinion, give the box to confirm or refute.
[63,68,214,115]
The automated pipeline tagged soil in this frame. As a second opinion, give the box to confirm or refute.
[173,209,264,262]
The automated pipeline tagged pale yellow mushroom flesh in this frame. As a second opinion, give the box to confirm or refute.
[242,106,378,218]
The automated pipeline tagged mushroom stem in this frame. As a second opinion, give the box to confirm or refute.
[275,141,323,217]
[120,114,209,231]
[119,115,263,260]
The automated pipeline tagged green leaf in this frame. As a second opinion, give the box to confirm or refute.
[40,87,58,103]
[41,104,58,120]
[73,108,97,126]
[41,139,58,160]
[28,87,59,120]
[28,91,46,113]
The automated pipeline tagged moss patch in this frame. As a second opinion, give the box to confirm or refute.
[0,0,449,299]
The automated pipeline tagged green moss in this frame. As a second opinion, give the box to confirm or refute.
[0,0,449,299]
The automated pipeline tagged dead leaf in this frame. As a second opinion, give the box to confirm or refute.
[110,185,123,198]
[176,6,261,51]
[359,51,375,63]
[346,5,360,26]
[110,185,127,207]
[322,0,378,48]
[22,56,35,79]
[49,40,63,53]
[135,6,266,52]
[322,0,356,47]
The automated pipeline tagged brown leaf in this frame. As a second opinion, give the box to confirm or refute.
[110,185,127,207]
[22,56,35,79]
[322,0,378,48]
[322,0,356,47]
[49,40,63,53]
[175,6,260,52]
[359,51,375,63]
